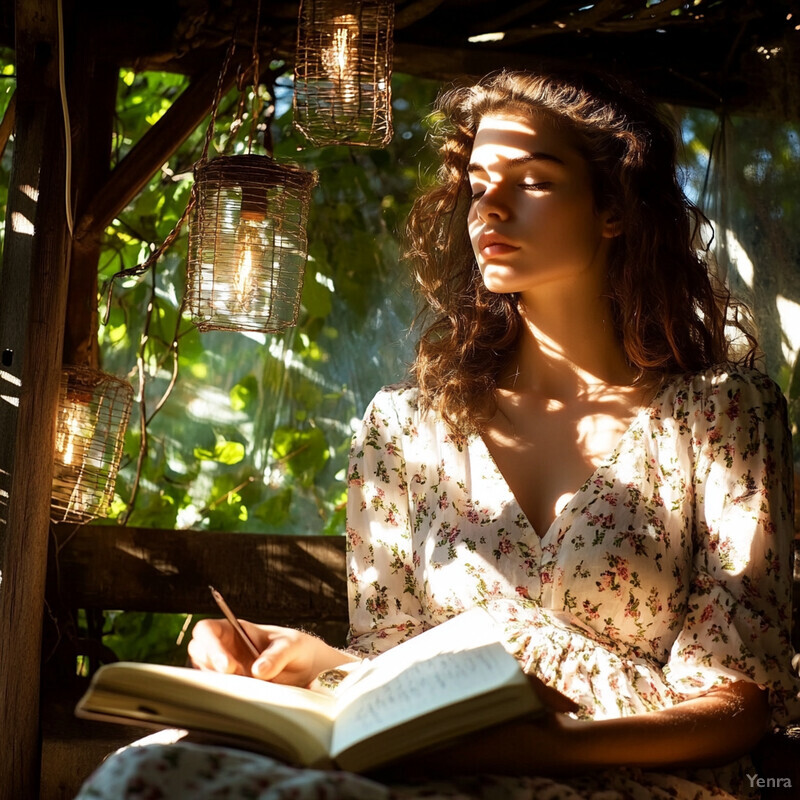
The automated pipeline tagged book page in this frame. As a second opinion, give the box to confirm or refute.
[330,608,531,758]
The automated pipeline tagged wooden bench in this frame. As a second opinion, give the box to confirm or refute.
[40,525,800,800]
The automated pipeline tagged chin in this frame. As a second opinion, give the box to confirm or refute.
[480,267,523,295]
[482,281,517,295]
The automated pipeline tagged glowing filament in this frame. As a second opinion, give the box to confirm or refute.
[322,14,358,104]
[232,215,264,313]
[56,403,87,467]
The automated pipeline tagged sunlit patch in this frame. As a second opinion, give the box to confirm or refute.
[554,492,573,516]
[577,413,633,467]
[727,228,754,288]
[20,184,39,201]
[130,728,190,747]
[360,565,379,584]
[116,541,179,576]
[776,295,800,364]
[468,32,505,43]
[469,115,543,170]
[706,461,757,575]
[0,369,21,386]
[11,211,34,235]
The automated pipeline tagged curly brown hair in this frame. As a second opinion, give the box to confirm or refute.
[406,69,753,433]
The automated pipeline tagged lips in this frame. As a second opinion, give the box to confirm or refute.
[477,232,520,256]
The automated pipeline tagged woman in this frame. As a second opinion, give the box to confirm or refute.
[77,70,799,799]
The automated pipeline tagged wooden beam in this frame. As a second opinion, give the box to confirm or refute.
[53,525,348,639]
[74,54,247,244]
[62,17,118,368]
[395,0,448,29]
[0,0,71,795]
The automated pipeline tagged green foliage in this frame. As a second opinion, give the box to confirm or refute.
[101,611,192,666]
[0,47,15,264]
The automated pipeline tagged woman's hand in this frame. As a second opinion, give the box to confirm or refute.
[188,619,359,688]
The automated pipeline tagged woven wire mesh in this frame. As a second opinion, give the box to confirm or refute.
[186,155,316,333]
[294,0,394,147]
[51,366,134,524]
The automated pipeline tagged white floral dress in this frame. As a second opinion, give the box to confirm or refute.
[77,365,799,800]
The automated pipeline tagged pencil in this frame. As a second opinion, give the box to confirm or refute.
[208,585,261,660]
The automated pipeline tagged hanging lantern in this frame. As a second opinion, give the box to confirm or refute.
[51,366,134,524]
[186,154,316,333]
[294,0,394,147]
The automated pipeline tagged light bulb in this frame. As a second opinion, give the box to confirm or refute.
[232,211,266,313]
[322,14,359,105]
[55,399,88,467]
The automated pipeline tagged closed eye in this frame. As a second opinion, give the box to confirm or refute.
[520,180,552,191]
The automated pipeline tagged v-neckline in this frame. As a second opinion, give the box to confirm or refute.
[473,394,660,541]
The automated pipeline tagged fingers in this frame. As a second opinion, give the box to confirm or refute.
[188,618,250,675]
[189,620,320,687]
[250,630,309,684]
[251,637,291,682]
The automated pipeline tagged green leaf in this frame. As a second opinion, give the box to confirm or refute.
[230,375,258,412]
[193,440,245,465]
[271,426,329,487]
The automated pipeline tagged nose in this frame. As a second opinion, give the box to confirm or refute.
[474,185,510,223]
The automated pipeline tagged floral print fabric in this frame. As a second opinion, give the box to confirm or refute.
[76,364,798,800]
[346,366,798,728]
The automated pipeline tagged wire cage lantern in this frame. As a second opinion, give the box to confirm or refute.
[186,155,316,333]
[51,366,134,524]
[294,0,394,147]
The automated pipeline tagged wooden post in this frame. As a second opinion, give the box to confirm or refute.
[0,1,71,796]
[63,7,118,369]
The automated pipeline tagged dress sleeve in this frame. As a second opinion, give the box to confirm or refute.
[344,387,426,657]
[662,367,799,725]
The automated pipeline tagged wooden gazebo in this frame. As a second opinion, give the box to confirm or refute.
[0,1,798,798]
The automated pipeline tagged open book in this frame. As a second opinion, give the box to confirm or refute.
[75,608,543,772]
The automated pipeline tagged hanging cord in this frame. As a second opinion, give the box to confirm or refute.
[248,0,263,154]
[100,39,238,324]
[56,0,74,237]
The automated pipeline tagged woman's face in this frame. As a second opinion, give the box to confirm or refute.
[467,111,618,299]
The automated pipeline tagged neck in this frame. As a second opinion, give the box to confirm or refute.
[500,286,637,400]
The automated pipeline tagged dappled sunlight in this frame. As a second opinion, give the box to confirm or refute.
[10,211,33,236]
[0,368,20,408]
[19,184,38,201]
[705,460,762,576]
[116,540,180,576]
[485,378,648,534]
[186,383,251,425]
[776,294,800,365]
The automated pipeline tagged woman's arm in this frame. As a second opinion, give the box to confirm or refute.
[406,679,769,777]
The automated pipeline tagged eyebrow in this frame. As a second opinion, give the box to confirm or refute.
[467,152,565,174]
